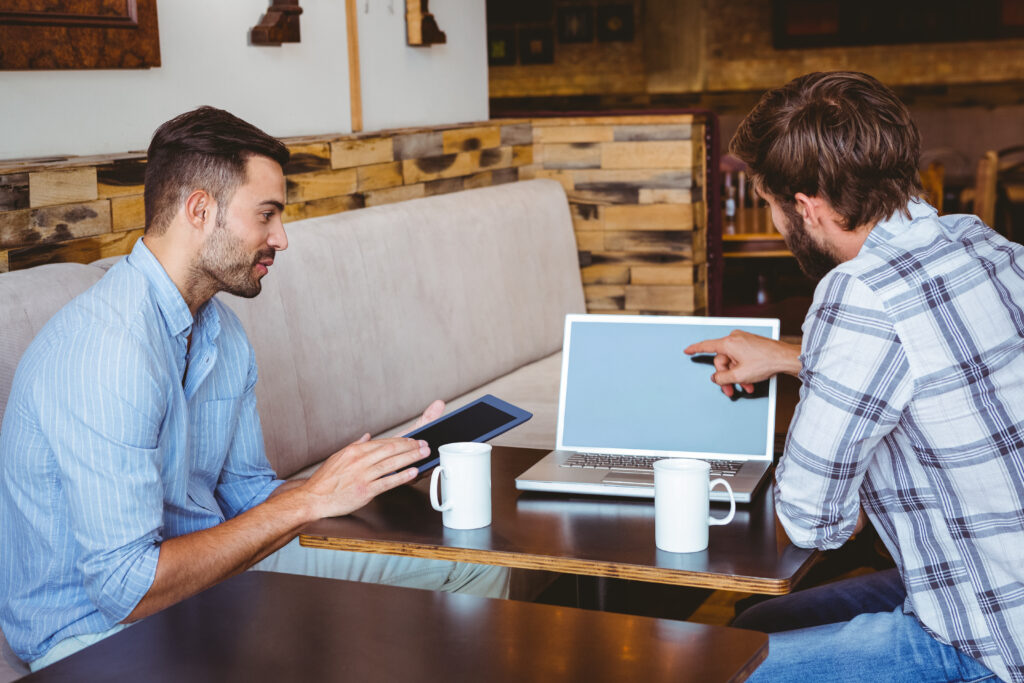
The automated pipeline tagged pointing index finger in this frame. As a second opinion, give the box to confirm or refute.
[684,337,727,355]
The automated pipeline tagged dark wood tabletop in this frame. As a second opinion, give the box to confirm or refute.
[301,447,816,595]
[23,571,769,683]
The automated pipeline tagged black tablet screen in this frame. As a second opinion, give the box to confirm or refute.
[407,402,515,471]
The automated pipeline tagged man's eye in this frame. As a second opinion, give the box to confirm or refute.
[261,211,274,221]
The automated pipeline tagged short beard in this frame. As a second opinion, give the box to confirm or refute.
[780,202,840,281]
[194,211,272,299]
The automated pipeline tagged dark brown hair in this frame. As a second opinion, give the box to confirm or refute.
[144,106,290,234]
[730,71,922,230]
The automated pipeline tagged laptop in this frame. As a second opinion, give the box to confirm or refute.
[515,314,781,503]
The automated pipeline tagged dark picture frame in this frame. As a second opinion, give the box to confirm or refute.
[557,6,594,43]
[488,28,517,65]
[519,27,555,64]
[596,4,634,42]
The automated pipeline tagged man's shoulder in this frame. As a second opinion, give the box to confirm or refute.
[27,263,160,365]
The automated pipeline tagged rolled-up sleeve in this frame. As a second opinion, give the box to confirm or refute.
[776,272,913,549]
[38,328,166,623]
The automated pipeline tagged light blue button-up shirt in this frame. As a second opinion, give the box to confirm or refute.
[0,239,282,662]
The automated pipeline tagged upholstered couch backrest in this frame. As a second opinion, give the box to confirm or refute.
[0,263,107,424]
[221,179,584,477]
[0,180,583,481]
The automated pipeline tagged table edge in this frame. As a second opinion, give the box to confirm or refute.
[299,534,809,595]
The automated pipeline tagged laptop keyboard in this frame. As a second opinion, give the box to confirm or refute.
[561,453,746,478]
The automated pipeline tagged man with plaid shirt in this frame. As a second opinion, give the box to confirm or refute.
[687,72,1024,682]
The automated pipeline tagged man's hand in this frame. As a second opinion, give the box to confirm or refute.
[414,399,445,428]
[299,435,429,518]
[684,330,802,398]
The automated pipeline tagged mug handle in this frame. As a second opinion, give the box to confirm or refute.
[429,466,453,512]
[708,478,736,526]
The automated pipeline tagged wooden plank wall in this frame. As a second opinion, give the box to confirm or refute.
[525,115,706,315]
[0,115,707,315]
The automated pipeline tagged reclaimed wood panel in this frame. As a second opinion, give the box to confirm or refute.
[500,123,532,147]
[356,162,403,192]
[9,228,141,271]
[571,203,602,231]
[603,204,694,231]
[1,200,111,250]
[639,188,693,204]
[625,285,697,312]
[631,264,703,286]
[286,169,359,204]
[393,132,444,161]
[284,143,332,175]
[574,231,604,252]
[512,145,533,166]
[604,230,693,255]
[581,264,630,285]
[584,250,695,268]
[534,126,615,144]
[601,141,694,170]
[330,137,393,169]
[283,195,365,223]
[424,177,465,196]
[532,115,694,127]
[614,124,693,141]
[583,284,627,311]
[463,167,519,190]
[442,126,501,154]
[542,143,601,170]
[401,148,514,184]
[29,168,98,208]
[0,173,29,210]
[364,183,425,207]
[531,169,574,192]
[96,161,146,199]
[110,195,145,232]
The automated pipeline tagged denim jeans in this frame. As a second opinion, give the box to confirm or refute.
[736,570,1000,682]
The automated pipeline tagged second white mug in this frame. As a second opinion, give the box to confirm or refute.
[653,459,736,553]
[429,442,492,529]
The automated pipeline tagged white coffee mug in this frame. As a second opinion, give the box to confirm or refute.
[429,442,492,529]
[653,459,736,553]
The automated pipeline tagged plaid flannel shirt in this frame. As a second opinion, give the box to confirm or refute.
[776,199,1024,683]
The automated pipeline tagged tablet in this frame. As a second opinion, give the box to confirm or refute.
[403,395,533,474]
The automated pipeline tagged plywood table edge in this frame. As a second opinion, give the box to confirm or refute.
[299,534,804,595]
[732,641,770,683]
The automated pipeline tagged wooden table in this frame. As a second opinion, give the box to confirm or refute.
[302,447,816,595]
[23,571,769,682]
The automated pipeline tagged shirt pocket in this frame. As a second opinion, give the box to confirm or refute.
[187,396,243,513]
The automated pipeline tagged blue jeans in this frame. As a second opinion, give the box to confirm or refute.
[736,570,999,682]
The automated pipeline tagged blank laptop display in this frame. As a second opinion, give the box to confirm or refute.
[515,314,781,503]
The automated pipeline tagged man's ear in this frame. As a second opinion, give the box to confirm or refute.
[184,190,214,233]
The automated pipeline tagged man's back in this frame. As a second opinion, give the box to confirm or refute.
[782,199,1024,681]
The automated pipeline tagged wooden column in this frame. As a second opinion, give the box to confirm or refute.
[345,0,363,133]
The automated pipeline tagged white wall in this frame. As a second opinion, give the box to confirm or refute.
[0,0,490,160]
[356,0,489,131]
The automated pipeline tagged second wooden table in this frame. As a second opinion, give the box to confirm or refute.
[301,447,815,595]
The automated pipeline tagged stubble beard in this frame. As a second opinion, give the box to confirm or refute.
[194,212,273,300]
[780,202,840,281]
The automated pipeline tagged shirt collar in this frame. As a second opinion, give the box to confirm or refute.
[125,239,219,341]
[861,198,937,252]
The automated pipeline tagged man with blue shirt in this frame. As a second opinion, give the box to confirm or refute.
[0,107,507,670]
[686,72,1024,682]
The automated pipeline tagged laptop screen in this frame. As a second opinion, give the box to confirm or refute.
[558,315,780,460]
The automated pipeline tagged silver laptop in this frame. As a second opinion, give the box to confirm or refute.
[515,314,780,503]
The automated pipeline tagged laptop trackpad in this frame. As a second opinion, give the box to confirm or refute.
[602,471,654,486]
